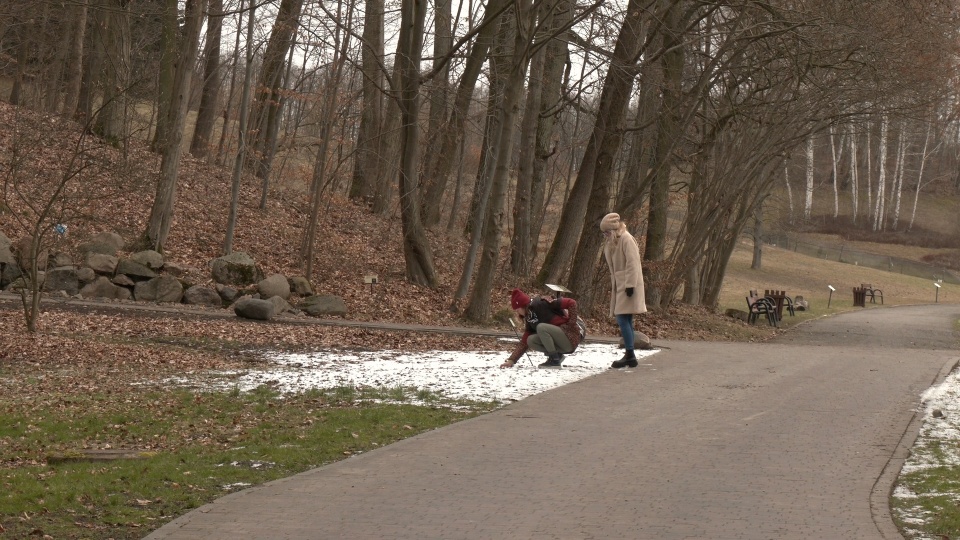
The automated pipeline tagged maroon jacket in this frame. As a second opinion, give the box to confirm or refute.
[505,297,581,365]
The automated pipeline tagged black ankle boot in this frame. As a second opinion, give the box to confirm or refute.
[539,353,563,368]
[610,350,638,369]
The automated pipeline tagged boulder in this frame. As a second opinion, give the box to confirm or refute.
[14,237,48,271]
[266,295,295,315]
[79,276,132,300]
[725,308,749,322]
[134,275,183,303]
[50,252,73,269]
[163,261,200,278]
[288,276,313,296]
[86,253,119,274]
[183,285,223,308]
[111,274,135,287]
[116,259,157,280]
[233,297,275,321]
[300,294,347,317]
[1,262,22,288]
[78,232,125,256]
[76,267,96,283]
[215,283,240,303]
[44,266,79,296]
[0,231,13,267]
[130,249,164,270]
[211,252,264,286]
[7,271,45,291]
[258,274,291,300]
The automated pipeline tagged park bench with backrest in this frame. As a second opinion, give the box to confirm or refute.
[860,283,883,304]
[747,291,779,327]
[763,289,796,319]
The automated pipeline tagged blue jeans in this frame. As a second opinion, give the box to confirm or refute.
[616,314,635,351]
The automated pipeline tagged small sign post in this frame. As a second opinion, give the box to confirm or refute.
[935,282,942,303]
[827,285,835,308]
[364,274,378,294]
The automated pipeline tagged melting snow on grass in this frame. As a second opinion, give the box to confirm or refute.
[893,366,960,539]
[187,341,657,405]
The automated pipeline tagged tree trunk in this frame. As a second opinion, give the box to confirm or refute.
[452,11,514,304]
[92,0,131,144]
[528,0,572,257]
[509,37,545,277]
[908,122,933,231]
[751,201,763,270]
[420,0,510,227]
[830,126,839,218]
[419,0,452,222]
[75,0,105,125]
[224,0,256,255]
[44,3,69,112]
[61,0,88,118]
[302,3,353,278]
[464,0,535,322]
[783,160,794,223]
[248,0,304,179]
[891,120,906,230]
[151,0,178,152]
[873,115,888,231]
[865,122,873,223]
[190,0,224,159]
[348,0,384,203]
[849,133,858,224]
[395,0,437,287]
[643,0,685,310]
[258,39,300,208]
[216,8,244,166]
[803,135,814,220]
[536,0,649,288]
[145,0,206,252]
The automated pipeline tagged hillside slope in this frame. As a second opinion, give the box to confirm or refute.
[4,101,949,344]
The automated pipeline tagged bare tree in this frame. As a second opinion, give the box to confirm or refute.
[536,0,658,289]
[92,0,132,144]
[1,109,128,331]
[348,0,385,203]
[395,0,438,286]
[464,0,540,321]
[872,114,888,231]
[61,0,89,118]
[190,0,225,159]
[145,0,207,252]
[224,0,257,255]
[248,0,305,185]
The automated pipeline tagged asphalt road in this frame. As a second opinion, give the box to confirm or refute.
[142,303,959,540]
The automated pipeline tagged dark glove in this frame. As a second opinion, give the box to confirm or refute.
[626,287,634,297]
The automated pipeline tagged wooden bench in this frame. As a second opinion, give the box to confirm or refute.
[747,291,778,327]
[860,283,883,304]
[763,289,795,318]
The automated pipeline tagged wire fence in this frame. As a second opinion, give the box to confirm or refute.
[762,232,960,285]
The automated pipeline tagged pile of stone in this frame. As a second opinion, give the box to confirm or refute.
[0,231,347,321]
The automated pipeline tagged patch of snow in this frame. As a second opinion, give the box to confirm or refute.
[217,342,657,404]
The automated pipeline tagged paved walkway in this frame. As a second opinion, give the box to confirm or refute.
[145,304,960,540]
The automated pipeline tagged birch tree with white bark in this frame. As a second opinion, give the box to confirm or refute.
[872,115,889,232]
[804,135,814,220]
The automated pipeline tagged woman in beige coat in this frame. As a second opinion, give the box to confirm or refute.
[601,212,646,368]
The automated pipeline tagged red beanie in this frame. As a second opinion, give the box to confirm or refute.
[510,288,530,309]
